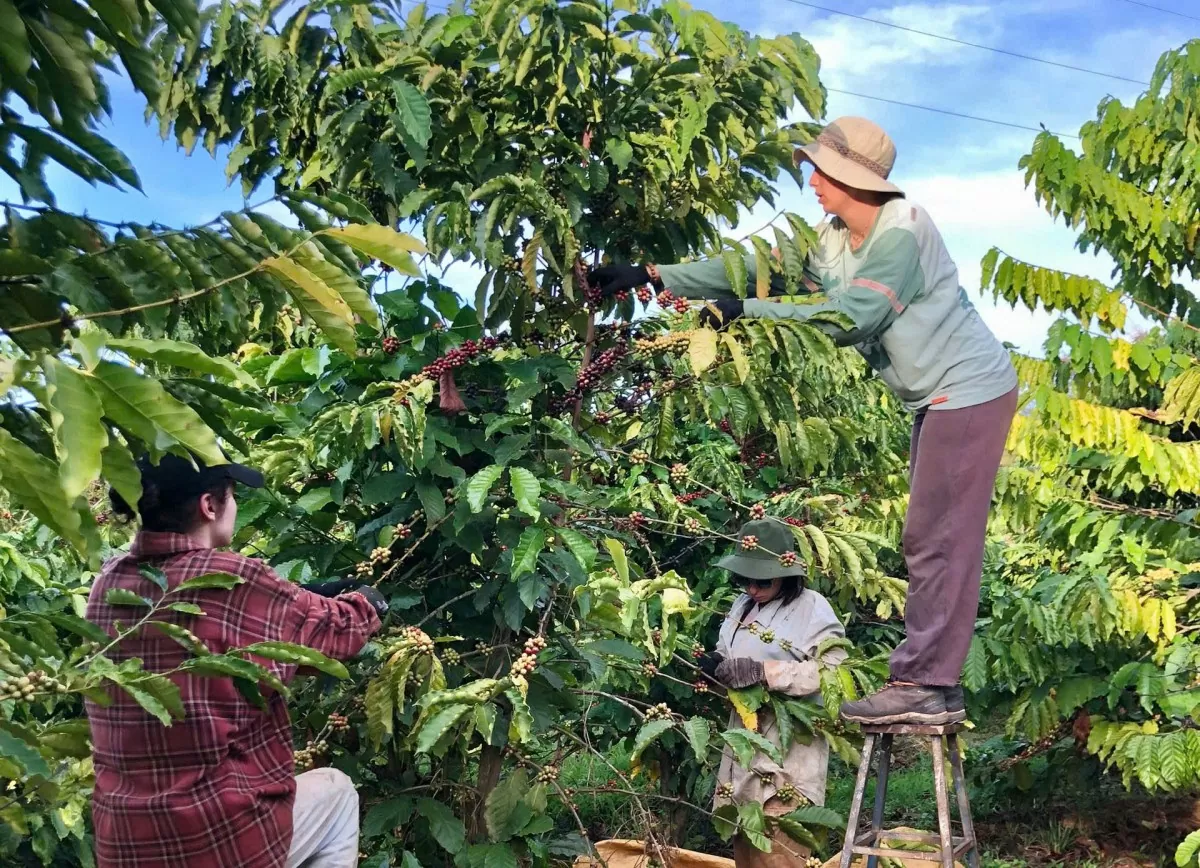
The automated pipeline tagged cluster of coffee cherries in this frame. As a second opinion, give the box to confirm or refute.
[693,679,710,694]
[636,286,653,304]
[421,337,500,379]
[641,662,658,677]
[382,335,402,355]
[511,635,547,679]
[774,783,809,805]
[669,463,688,483]
[749,503,766,520]
[327,712,351,733]
[535,764,560,784]
[355,561,374,579]
[715,782,734,800]
[784,517,808,528]
[805,858,823,868]
[655,289,689,314]
[293,739,327,771]
[683,517,702,534]
[630,449,650,464]
[629,511,648,528]
[0,670,67,701]
[443,649,462,666]
[779,551,798,568]
[740,535,759,551]
[634,332,691,355]
[400,626,436,655]
[644,702,674,721]
[718,419,732,434]
[676,492,703,505]
[748,450,772,469]
[554,344,630,414]
[370,546,391,565]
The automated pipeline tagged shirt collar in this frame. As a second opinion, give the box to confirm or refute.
[129,531,209,559]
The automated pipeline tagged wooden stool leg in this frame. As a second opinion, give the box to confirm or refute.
[948,736,979,868]
[864,734,893,868]
[839,733,876,868]
[929,736,954,868]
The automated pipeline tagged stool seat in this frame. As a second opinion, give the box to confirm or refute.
[857,723,965,736]
[837,725,979,868]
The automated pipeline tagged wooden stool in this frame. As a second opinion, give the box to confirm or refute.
[837,724,979,868]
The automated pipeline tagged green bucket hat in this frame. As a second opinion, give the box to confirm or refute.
[716,519,807,581]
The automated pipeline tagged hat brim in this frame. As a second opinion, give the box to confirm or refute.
[716,553,807,580]
[221,463,264,489]
[794,142,904,196]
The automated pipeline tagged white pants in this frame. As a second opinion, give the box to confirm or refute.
[286,768,361,868]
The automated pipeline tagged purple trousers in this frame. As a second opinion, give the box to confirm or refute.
[889,388,1018,686]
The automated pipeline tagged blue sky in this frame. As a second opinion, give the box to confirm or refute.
[6,0,1197,353]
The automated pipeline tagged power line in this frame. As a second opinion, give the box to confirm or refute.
[827,87,1081,139]
[1113,0,1200,22]
[781,0,1150,86]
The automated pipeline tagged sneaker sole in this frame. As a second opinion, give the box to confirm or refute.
[840,708,966,726]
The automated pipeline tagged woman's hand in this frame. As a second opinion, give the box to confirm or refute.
[697,652,725,678]
[715,657,765,689]
[587,264,653,298]
[698,299,743,330]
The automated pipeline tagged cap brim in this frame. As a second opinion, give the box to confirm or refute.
[223,463,264,488]
[794,142,904,196]
[716,553,807,580]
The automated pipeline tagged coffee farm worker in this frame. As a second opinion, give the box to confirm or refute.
[593,117,1018,727]
[698,520,847,868]
[86,454,388,868]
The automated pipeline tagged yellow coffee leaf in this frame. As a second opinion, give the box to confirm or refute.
[728,691,759,731]
[689,328,718,375]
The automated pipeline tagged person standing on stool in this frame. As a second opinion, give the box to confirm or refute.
[590,117,1017,727]
[700,521,847,868]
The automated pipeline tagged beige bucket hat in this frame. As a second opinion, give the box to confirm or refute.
[794,116,903,196]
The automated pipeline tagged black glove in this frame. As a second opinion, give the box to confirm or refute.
[698,299,743,330]
[587,264,653,298]
[697,652,725,679]
[301,579,360,598]
[352,585,390,617]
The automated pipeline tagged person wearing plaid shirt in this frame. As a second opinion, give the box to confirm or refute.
[86,454,388,868]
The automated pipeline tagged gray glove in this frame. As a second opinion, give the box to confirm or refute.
[352,585,389,617]
[715,657,765,689]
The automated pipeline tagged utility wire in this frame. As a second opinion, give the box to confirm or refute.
[1113,0,1200,22]
[781,0,1150,86]
[827,88,1081,139]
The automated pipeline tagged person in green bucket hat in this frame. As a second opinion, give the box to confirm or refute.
[699,520,847,868]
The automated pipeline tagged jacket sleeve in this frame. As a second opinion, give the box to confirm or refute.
[656,256,809,300]
[761,622,847,698]
[742,228,923,345]
[281,586,382,662]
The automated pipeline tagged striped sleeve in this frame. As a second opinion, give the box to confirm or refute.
[743,228,923,344]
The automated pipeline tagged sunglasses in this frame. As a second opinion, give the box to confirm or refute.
[734,578,777,590]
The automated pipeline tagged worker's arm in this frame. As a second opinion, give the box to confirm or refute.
[283,583,384,662]
[761,629,848,697]
[742,228,923,345]
[658,256,820,300]
[588,256,817,302]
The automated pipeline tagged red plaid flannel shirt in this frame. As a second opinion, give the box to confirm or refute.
[85,532,381,868]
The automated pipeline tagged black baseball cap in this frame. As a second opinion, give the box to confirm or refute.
[137,453,264,507]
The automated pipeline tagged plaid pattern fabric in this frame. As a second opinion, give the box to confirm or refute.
[85,532,381,868]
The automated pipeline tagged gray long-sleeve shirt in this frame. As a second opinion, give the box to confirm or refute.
[658,200,1017,412]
